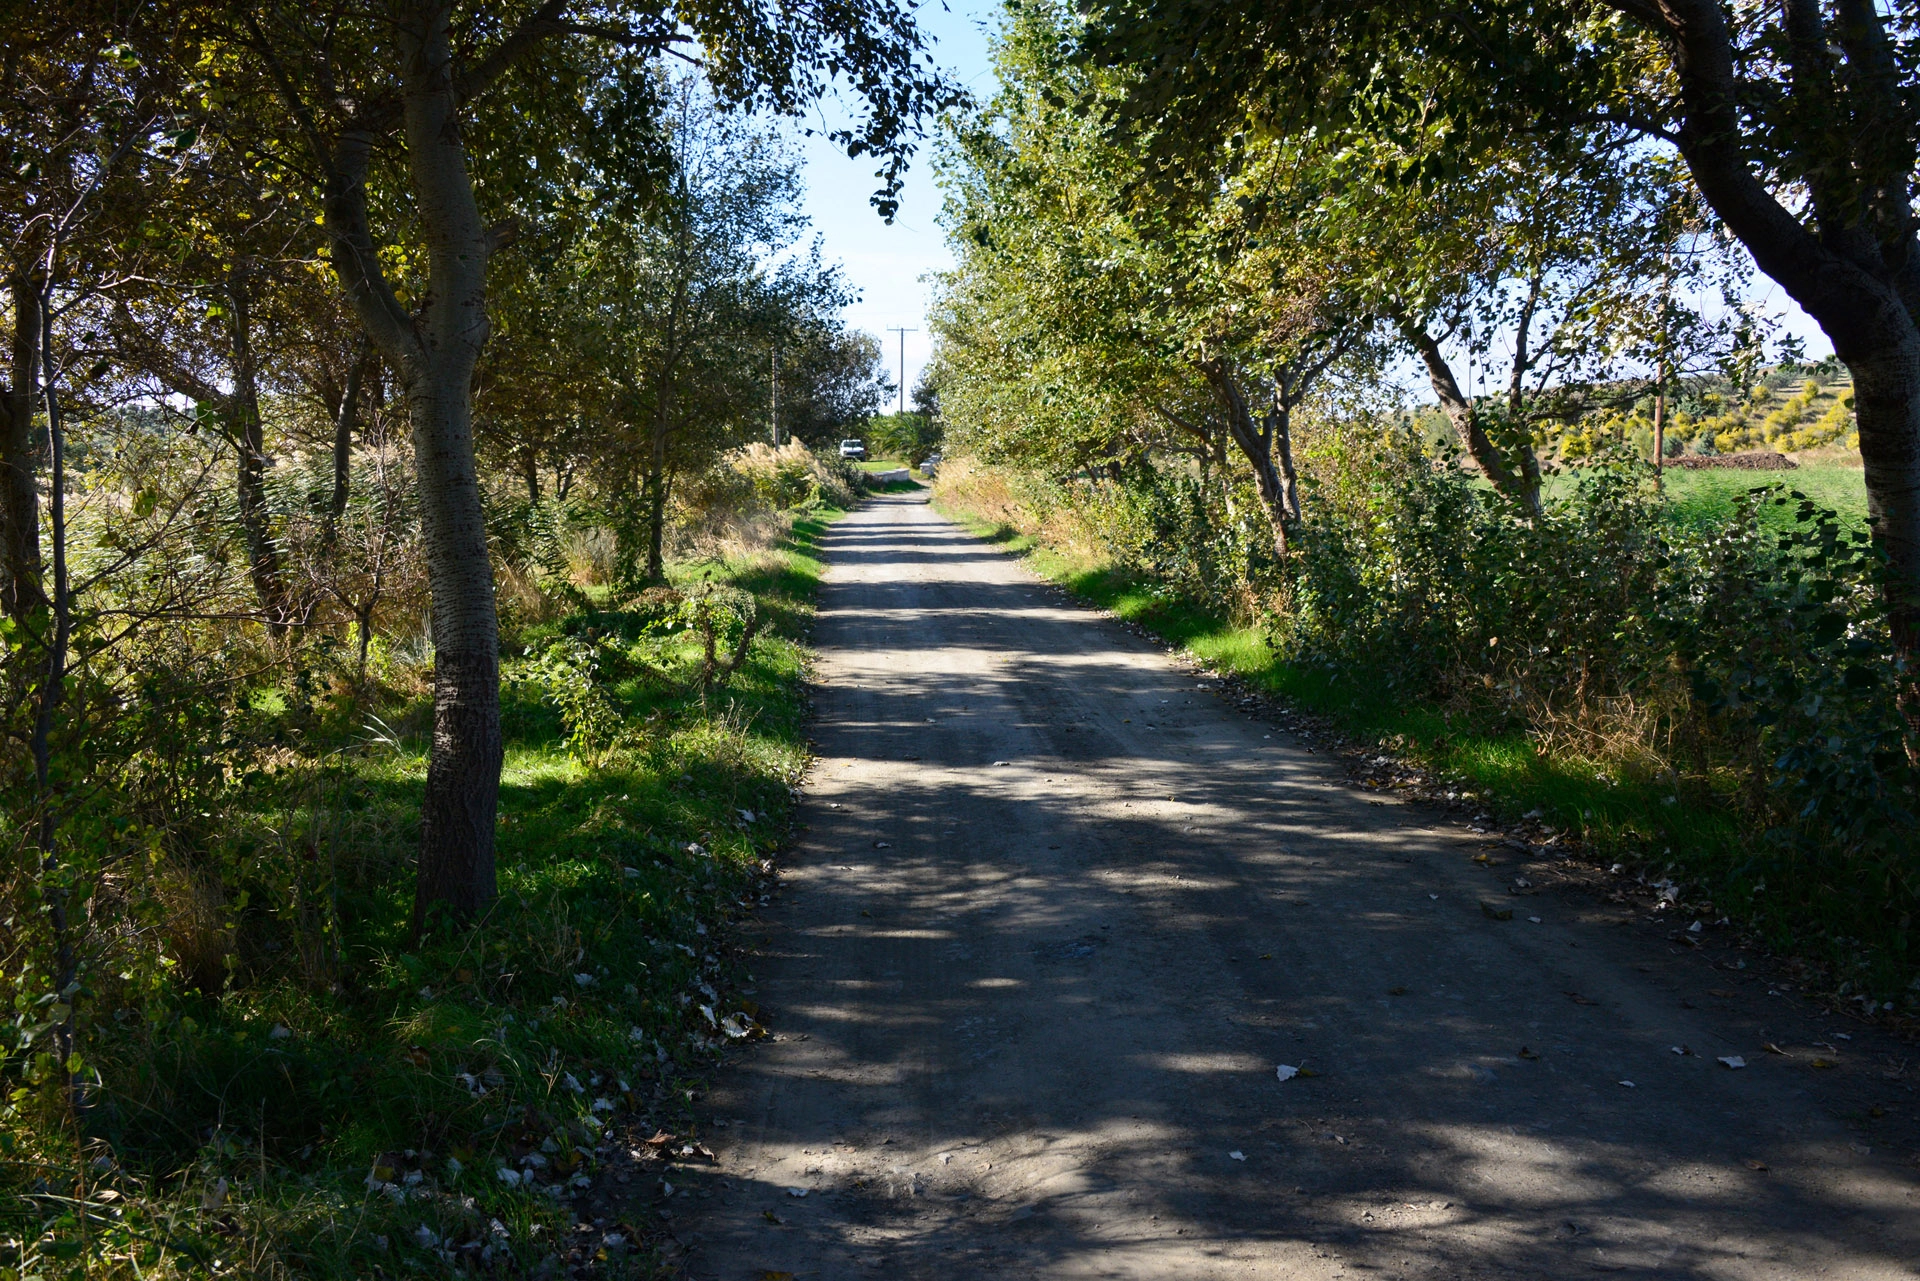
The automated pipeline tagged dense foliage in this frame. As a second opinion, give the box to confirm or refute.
[931,2,1919,1001]
[0,3,923,1273]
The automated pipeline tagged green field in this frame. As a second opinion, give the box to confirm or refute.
[1657,458,1869,531]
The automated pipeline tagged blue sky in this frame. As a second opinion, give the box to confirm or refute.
[785,0,997,408]
[786,0,1830,412]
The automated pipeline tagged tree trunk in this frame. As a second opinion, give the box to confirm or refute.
[327,337,369,537]
[1401,320,1543,516]
[646,382,673,581]
[306,1,504,931]
[1845,334,1920,718]
[400,7,503,933]
[1202,358,1294,557]
[1,273,46,621]
[1652,385,1666,481]
[521,445,540,506]
[226,266,289,627]
[645,464,669,582]
[1268,400,1302,521]
[408,375,502,931]
[31,274,74,1099]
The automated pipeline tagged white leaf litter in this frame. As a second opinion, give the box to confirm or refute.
[1429,894,1439,900]
[1718,1055,1747,1069]
[1619,1080,1636,1088]
[1527,916,1542,923]
[1229,1150,1246,1161]
[720,1012,755,1038]
[1276,1065,1300,1082]
[787,1187,808,1198]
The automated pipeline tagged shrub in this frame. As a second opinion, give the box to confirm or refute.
[939,426,1919,995]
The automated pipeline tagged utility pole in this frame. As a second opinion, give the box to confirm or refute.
[1652,247,1674,486]
[769,342,780,446]
[887,326,916,416]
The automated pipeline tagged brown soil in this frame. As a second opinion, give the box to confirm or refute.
[1667,451,1798,470]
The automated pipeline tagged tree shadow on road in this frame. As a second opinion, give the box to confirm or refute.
[664,497,1919,1281]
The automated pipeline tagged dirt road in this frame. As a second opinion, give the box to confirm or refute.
[673,491,1917,1278]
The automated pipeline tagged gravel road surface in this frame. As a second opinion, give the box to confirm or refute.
[672,491,1918,1279]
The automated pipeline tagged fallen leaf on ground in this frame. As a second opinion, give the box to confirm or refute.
[761,1210,785,1225]
[1747,1159,1769,1172]
[1518,1047,1541,1060]
[1718,1056,1747,1069]
[1810,1058,1838,1069]
[1619,1080,1636,1088]
[786,1187,808,1197]
[1276,1064,1300,1082]
[1229,1150,1246,1161]
[1763,1043,1786,1055]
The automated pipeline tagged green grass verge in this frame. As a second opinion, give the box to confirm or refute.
[7,511,844,1279]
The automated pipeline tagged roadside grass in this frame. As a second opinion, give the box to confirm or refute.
[936,500,1885,986]
[5,511,843,1279]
